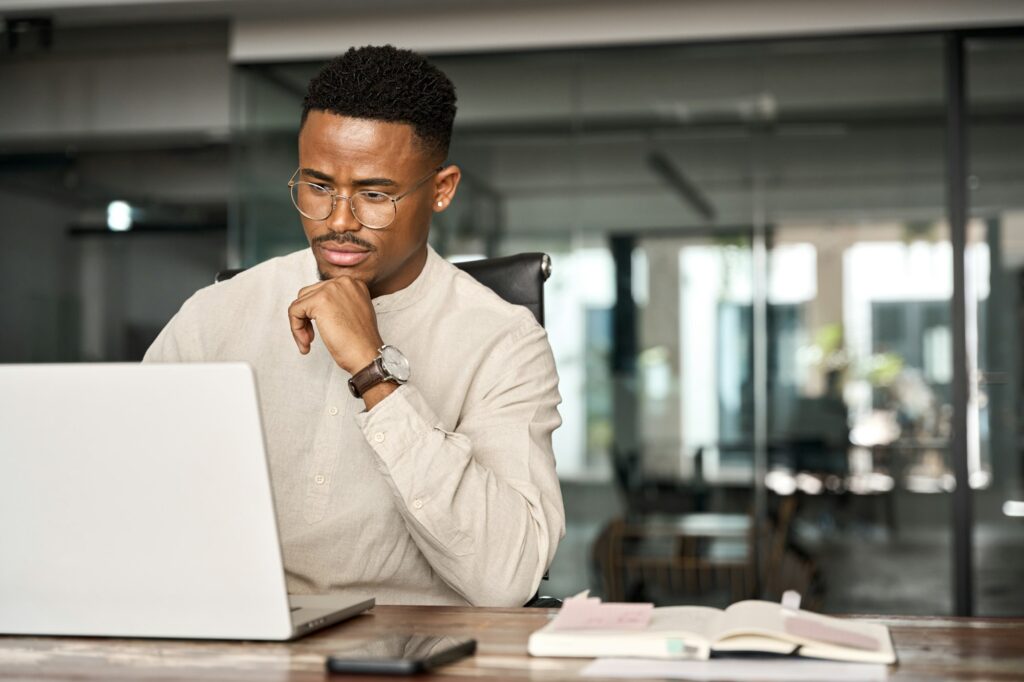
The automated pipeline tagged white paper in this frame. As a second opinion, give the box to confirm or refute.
[581,658,889,681]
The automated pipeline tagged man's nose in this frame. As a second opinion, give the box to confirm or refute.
[329,195,363,232]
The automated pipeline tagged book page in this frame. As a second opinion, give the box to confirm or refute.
[713,600,788,640]
[711,635,798,655]
[645,606,724,641]
[710,601,895,663]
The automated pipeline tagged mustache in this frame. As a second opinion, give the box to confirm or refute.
[312,231,376,251]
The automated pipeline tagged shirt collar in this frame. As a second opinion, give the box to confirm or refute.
[370,245,443,314]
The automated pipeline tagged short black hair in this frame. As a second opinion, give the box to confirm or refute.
[301,45,457,160]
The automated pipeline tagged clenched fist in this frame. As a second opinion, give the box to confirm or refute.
[288,276,383,375]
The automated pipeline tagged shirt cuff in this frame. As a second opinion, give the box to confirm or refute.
[354,383,439,467]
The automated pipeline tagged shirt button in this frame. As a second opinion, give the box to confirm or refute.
[314,474,325,485]
[373,432,385,443]
[328,406,339,416]
[412,499,423,509]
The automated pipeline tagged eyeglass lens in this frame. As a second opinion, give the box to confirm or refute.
[290,183,396,229]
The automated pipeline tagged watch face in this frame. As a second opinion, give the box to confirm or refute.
[380,345,410,382]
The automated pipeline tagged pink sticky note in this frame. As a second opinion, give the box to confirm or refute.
[549,594,654,631]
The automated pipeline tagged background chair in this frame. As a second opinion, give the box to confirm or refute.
[216,252,561,607]
[449,253,550,326]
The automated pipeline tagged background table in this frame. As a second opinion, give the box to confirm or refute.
[3,605,1024,680]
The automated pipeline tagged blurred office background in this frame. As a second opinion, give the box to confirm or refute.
[2,0,1023,616]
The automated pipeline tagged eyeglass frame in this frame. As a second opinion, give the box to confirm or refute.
[287,164,446,230]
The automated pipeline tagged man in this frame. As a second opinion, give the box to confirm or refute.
[144,45,565,607]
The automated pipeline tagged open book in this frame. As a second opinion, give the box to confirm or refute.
[528,599,896,664]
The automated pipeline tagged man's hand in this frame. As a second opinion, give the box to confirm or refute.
[288,276,382,375]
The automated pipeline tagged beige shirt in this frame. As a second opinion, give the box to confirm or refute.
[144,246,565,607]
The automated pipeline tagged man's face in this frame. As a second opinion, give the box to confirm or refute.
[296,110,458,296]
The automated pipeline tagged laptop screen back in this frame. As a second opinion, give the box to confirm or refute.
[0,363,294,640]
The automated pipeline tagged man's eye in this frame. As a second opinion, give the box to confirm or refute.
[309,184,332,195]
[360,191,390,203]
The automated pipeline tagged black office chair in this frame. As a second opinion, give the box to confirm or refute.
[450,253,550,326]
[216,253,562,608]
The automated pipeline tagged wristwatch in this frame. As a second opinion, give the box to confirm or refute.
[348,345,410,398]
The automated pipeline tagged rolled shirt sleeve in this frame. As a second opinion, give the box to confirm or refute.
[354,319,565,607]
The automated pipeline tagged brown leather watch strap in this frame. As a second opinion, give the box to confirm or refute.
[348,358,388,398]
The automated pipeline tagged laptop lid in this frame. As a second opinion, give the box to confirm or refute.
[0,363,301,640]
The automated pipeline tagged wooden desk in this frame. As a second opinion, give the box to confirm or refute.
[2,605,1023,681]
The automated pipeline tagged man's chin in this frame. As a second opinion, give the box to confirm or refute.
[319,262,372,278]
[316,260,373,283]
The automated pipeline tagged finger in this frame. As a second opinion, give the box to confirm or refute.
[330,273,367,291]
[347,276,371,298]
[327,275,371,304]
[296,280,328,300]
[297,276,368,308]
[288,298,316,354]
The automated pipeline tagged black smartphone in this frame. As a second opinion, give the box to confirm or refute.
[325,634,477,675]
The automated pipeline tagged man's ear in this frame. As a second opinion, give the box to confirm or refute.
[432,165,461,212]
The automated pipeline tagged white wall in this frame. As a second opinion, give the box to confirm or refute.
[0,23,230,146]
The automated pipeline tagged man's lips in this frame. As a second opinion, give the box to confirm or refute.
[319,242,372,267]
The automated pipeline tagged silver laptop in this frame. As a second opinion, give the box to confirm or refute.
[0,362,373,640]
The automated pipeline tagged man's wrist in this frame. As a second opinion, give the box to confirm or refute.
[361,381,399,411]
[348,342,411,400]
[340,341,383,375]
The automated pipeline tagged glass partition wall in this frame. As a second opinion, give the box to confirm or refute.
[966,35,1024,616]
[233,32,1024,615]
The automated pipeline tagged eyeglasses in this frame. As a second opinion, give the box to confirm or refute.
[287,165,444,230]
